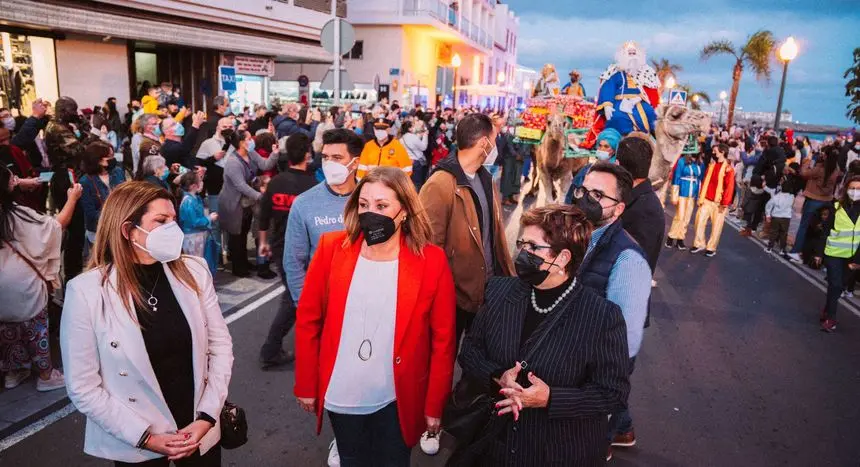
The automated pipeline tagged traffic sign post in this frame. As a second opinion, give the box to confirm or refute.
[219,66,236,93]
[668,90,687,106]
[320,5,356,104]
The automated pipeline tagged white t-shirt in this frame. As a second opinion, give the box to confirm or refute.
[325,256,399,415]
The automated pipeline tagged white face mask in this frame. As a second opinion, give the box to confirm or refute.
[374,129,389,142]
[595,150,611,161]
[133,222,184,263]
[322,159,354,186]
[2,117,14,132]
[482,139,499,166]
[849,189,860,201]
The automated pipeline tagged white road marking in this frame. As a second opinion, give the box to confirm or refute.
[0,285,286,453]
[225,286,285,324]
[0,403,76,452]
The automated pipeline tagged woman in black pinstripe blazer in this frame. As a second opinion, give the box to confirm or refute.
[456,205,630,466]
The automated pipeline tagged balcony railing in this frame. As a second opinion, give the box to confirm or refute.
[401,0,491,50]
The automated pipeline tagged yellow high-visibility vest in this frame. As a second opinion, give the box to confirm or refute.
[824,202,860,258]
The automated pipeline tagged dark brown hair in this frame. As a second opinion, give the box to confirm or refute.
[839,175,860,209]
[520,205,592,275]
[81,141,113,176]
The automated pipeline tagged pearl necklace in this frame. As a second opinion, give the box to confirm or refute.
[531,278,577,314]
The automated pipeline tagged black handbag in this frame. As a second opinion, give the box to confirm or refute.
[219,400,248,450]
[442,293,573,451]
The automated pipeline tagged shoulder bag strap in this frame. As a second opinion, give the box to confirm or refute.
[3,239,53,293]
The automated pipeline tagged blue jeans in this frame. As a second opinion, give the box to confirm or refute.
[791,198,829,254]
[328,402,410,467]
[207,194,223,265]
[522,154,532,178]
[824,256,847,320]
[608,357,636,438]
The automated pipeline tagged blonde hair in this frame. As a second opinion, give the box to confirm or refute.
[88,181,200,320]
[343,167,433,255]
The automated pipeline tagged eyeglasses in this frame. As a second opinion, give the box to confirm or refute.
[516,239,553,253]
[572,186,620,204]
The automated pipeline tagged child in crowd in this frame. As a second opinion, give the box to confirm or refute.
[741,175,767,237]
[177,171,219,275]
[803,206,833,270]
[764,178,797,255]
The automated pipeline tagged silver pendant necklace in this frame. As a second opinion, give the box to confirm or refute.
[358,305,383,362]
[531,277,577,314]
[146,273,161,312]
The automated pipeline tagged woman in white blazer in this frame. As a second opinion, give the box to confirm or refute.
[61,181,233,466]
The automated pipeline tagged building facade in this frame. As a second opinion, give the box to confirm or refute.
[299,0,521,110]
[0,0,339,116]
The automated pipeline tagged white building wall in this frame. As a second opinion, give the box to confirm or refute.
[344,26,405,86]
[55,35,130,109]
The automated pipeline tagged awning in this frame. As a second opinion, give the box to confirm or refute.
[0,0,332,63]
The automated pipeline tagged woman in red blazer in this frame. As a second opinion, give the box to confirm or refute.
[294,166,456,465]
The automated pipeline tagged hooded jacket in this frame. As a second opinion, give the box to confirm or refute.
[419,154,514,312]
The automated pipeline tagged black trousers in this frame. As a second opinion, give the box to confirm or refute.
[114,446,220,467]
[227,208,253,275]
[455,307,475,355]
[328,402,411,467]
[63,205,85,281]
[259,253,297,361]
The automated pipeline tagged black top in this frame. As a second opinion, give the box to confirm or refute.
[258,167,319,256]
[160,127,199,170]
[520,276,575,349]
[620,179,665,274]
[134,262,196,428]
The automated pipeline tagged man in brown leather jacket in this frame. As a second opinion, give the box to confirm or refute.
[419,113,514,349]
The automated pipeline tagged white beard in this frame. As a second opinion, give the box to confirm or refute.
[619,55,643,73]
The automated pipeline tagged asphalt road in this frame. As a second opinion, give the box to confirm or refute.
[1,205,859,467]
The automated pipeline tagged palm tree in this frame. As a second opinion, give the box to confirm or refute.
[700,30,775,128]
[650,58,683,96]
[677,84,711,111]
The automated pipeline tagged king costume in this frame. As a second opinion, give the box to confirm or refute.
[667,156,705,245]
[583,42,660,149]
[693,159,736,253]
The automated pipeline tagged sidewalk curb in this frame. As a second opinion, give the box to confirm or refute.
[0,396,70,441]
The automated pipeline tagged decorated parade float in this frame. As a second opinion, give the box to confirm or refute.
[517,41,710,206]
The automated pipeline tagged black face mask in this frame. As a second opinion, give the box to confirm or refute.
[359,210,401,246]
[515,249,556,287]
[107,158,117,171]
[576,194,606,225]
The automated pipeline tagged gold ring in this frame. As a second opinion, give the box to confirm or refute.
[183,440,188,446]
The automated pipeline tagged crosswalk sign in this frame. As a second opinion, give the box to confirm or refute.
[668,90,687,106]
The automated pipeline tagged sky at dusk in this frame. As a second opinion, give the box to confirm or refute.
[505,0,858,128]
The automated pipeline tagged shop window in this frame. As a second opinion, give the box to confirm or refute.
[343,40,363,60]
[0,32,58,116]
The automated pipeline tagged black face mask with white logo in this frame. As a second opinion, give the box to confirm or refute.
[359,210,401,246]
[576,194,606,225]
[514,249,557,287]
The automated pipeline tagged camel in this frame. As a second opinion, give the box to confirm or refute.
[525,112,590,206]
[649,105,711,203]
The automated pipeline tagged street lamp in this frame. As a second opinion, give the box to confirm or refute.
[718,90,728,126]
[774,36,798,131]
[497,71,506,84]
[665,75,676,89]
[451,53,462,108]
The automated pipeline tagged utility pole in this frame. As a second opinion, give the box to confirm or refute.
[331,0,340,105]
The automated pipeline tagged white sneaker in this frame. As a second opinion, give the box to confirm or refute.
[4,369,31,389]
[36,369,65,392]
[786,252,803,264]
[842,290,854,299]
[327,439,340,467]
[420,431,440,456]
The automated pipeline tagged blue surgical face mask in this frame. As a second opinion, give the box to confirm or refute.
[160,168,170,181]
[73,129,81,138]
[174,124,185,137]
[153,126,163,137]
[246,139,256,153]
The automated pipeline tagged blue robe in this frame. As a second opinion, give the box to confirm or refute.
[596,71,656,136]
